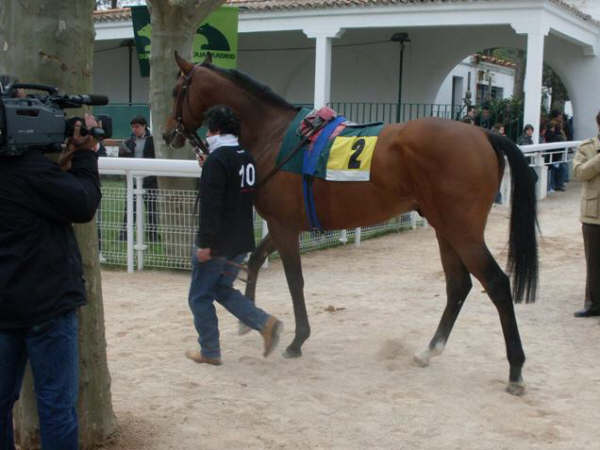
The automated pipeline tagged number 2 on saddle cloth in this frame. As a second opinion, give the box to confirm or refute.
[298,107,380,231]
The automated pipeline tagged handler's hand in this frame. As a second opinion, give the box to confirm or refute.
[196,248,212,262]
[196,152,207,167]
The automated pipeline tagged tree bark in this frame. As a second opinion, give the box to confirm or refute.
[0,1,117,448]
[147,0,224,260]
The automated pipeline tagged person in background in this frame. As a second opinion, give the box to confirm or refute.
[118,115,159,242]
[561,112,574,184]
[545,119,567,192]
[462,106,476,124]
[492,122,506,136]
[475,104,493,129]
[185,105,283,366]
[518,124,535,146]
[572,112,600,318]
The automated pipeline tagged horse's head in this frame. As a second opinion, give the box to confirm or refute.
[163,51,213,150]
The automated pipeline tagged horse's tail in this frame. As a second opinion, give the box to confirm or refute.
[485,132,538,304]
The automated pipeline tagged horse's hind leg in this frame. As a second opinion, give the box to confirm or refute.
[455,241,526,396]
[414,233,472,367]
[239,234,277,335]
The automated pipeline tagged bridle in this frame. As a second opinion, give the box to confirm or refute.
[169,66,210,155]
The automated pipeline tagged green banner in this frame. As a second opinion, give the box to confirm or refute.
[130,6,239,78]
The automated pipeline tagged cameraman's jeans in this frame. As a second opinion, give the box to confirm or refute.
[0,310,79,450]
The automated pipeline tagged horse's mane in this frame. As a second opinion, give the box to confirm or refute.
[200,62,296,110]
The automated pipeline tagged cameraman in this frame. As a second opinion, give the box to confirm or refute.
[0,114,101,450]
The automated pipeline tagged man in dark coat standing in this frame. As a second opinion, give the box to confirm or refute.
[119,115,159,241]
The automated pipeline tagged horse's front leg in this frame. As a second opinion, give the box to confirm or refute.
[269,221,309,358]
[238,233,277,335]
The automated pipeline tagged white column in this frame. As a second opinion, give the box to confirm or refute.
[304,28,344,108]
[522,26,548,144]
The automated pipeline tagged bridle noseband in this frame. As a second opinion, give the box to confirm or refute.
[170,66,210,155]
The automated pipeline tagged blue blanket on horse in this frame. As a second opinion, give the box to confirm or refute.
[277,108,384,180]
[277,108,384,230]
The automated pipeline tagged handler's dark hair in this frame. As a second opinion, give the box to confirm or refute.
[596,111,600,127]
[130,115,147,127]
[205,105,240,137]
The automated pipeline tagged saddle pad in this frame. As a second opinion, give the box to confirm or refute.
[277,108,384,181]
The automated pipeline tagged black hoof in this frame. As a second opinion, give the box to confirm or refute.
[283,346,302,358]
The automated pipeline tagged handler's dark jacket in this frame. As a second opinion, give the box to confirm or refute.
[0,149,101,329]
[118,129,157,189]
[197,144,256,258]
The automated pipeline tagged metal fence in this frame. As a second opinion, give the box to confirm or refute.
[328,102,463,124]
[97,137,578,272]
[98,156,427,272]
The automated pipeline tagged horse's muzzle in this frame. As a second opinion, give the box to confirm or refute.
[163,129,184,149]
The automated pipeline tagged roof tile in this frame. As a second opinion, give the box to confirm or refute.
[92,1,598,26]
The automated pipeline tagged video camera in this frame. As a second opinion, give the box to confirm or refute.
[0,79,112,157]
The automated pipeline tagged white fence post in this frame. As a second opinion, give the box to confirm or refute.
[410,211,418,230]
[135,176,146,271]
[533,152,548,200]
[126,172,134,273]
[261,218,269,269]
[339,229,348,244]
[354,227,361,247]
[500,156,512,206]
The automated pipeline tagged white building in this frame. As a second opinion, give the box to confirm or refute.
[94,0,600,140]
[434,54,516,109]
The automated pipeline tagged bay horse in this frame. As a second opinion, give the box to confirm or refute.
[164,53,538,395]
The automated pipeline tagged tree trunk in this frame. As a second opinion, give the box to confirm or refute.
[0,1,117,448]
[147,0,224,261]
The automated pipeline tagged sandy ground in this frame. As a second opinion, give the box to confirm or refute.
[99,182,599,450]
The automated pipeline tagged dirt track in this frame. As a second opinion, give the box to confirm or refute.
[100,181,599,450]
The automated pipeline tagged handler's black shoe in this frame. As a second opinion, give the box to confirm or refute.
[573,309,600,318]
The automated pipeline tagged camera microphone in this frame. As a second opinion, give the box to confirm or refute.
[66,94,109,106]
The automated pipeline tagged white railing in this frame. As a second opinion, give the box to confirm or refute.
[497,140,581,205]
[99,140,580,272]
[99,151,425,272]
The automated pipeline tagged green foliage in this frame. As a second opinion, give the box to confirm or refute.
[479,96,525,141]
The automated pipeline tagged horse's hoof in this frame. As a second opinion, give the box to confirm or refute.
[413,351,430,367]
[506,381,526,396]
[283,347,302,358]
[238,322,251,336]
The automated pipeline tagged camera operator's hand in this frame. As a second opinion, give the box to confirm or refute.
[59,115,99,171]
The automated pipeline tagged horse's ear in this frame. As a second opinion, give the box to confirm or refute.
[174,50,194,75]
[203,52,213,65]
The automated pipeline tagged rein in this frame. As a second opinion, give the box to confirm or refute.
[171,69,322,190]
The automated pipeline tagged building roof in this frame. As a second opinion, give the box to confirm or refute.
[92,0,598,25]
[477,54,517,68]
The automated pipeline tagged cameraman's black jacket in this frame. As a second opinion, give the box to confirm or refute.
[0,149,101,329]
[197,145,256,258]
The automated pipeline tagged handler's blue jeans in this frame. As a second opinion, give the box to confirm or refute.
[0,310,79,450]
[188,253,270,359]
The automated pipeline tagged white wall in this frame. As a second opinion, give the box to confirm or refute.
[93,19,599,137]
[94,40,149,103]
[434,57,515,106]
